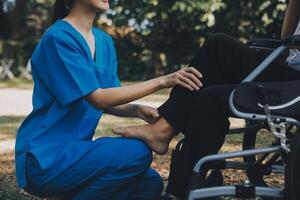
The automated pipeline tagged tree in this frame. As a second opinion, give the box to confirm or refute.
[107,0,287,80]
[0,0,54,71]
[0,0,288,79]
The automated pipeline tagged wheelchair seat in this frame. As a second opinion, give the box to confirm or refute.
[233,80,300,119]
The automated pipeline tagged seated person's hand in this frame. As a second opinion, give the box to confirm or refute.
[161,67,203,91]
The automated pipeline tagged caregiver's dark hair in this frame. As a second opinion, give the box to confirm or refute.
[0,0,11,39]
[52,0,74,24]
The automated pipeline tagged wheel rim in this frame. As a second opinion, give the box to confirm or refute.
[243,121,286,196]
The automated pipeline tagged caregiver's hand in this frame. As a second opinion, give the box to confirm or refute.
[160,67,203,91]
[137,105,160,124]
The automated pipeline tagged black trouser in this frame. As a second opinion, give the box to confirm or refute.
[157,33,300,199]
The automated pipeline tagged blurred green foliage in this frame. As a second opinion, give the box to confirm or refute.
[0,0,54,76]
[0,0,288,80]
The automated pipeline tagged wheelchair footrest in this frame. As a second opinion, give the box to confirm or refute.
[187,186,284,200]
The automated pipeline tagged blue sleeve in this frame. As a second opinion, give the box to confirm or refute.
[36,32,100,106]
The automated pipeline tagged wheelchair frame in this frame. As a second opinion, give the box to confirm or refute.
[186,35,300,200]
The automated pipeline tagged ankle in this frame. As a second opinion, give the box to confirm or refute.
[154,118,175,135]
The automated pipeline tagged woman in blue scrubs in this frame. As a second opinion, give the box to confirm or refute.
[15,0,203,199]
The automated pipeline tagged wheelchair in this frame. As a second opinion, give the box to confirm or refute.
[183,35,300,200]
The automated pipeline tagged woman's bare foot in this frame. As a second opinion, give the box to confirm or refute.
[113,117,175,155]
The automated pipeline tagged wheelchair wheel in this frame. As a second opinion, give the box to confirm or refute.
[243,121,271,186]
[285,129,300,200]
[242,121,288,200]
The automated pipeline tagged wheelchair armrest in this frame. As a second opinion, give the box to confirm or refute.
[283,35,300,47]
[246,38,282,49]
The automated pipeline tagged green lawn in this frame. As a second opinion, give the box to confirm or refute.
[0,114,178,200]
[0,113,281,200]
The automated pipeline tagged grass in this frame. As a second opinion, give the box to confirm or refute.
[0,116,24,140]
[0,114,282,200]
[0,81,283,199]
[0,78,33,89]
[0,114,176,200]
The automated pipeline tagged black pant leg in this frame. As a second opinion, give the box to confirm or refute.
[165,85,235,198]
[162,34,300,198]
[158,33,260,132]
[189,33,261,85]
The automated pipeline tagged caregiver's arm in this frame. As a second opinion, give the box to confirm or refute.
[104,104,141,118]
[281,0,300,39]
[104,104,159,124]
[86,67,202,110]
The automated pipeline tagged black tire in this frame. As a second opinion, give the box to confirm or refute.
[243,121,270,186]
[243,121,285,200]
[285,129,300,200]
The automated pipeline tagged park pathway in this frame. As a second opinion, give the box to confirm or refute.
[0,88,33,116]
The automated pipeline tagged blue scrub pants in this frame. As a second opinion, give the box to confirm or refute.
[25,137,163,200]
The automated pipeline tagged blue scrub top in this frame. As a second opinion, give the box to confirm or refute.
[15,20,121,188]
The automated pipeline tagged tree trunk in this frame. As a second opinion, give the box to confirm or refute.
[11,0,27,40]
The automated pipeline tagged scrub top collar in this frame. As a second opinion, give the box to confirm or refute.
[59,19,97,62]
